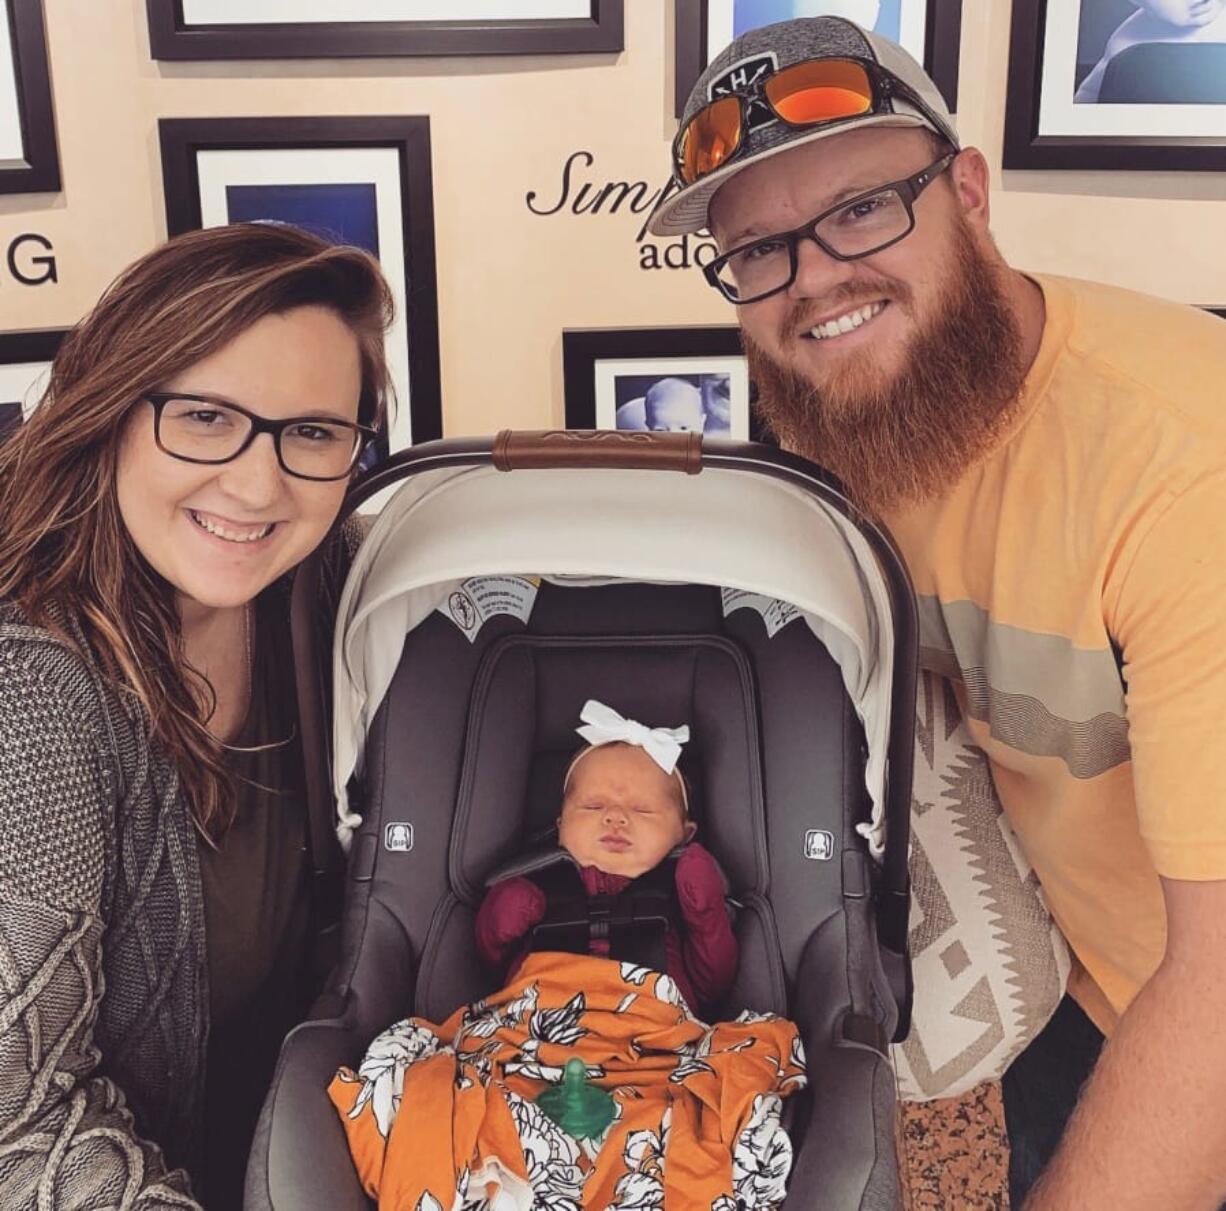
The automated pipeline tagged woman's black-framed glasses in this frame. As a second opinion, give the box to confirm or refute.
[144,392,375,482]
[673,56,953,188]
[704,152,957,305]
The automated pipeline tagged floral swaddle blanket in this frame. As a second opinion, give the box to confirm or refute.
[328,952,807,1210]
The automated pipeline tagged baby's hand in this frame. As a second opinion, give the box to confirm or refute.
[674,842,728,918]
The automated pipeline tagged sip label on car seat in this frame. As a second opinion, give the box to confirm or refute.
[720,588,801,637]
[437,575,540,641]
[804,829,835,861]
[385,822,414,852]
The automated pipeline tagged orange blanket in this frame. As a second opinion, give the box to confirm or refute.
[328,952,807,1210]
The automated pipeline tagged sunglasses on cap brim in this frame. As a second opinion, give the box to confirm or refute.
[673,56,949,188]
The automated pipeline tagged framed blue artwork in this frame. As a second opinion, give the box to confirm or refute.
[158,116,442,457]
[147,0,623,59]
[674,0,962,116]
[1005,0,1226,170]
[1,0,60,193]
[224,183,380,257]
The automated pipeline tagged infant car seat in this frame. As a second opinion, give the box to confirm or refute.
[246,432,917,1211]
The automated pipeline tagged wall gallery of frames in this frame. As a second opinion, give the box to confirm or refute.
[4,0,1226,455]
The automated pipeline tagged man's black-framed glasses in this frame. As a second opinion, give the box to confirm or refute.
[704,151,957,305]
[144,392,375,482]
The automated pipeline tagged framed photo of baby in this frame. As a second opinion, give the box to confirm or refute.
[1006,0,1226,169]
[562,327,760,440]
[674,0,963,115]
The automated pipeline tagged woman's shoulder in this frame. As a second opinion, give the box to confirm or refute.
[0,602,126,911]
[0,600,125,739]
[1,598,90,671]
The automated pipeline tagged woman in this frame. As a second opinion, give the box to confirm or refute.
[0,222,393,1208]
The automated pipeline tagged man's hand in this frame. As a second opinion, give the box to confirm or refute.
[1025,876,1226,1210]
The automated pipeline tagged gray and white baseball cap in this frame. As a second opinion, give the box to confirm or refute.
[650,16,959,237]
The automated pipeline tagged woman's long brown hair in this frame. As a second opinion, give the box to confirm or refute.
[0,223,394,840]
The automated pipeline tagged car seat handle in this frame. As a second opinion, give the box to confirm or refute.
[493,429,703,474]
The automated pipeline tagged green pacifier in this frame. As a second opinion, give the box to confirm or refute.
[535,1057,615,1141]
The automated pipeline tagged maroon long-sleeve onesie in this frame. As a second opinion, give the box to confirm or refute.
[475,841,739,1013]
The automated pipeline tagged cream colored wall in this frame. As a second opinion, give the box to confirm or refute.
[3,1,1226,437]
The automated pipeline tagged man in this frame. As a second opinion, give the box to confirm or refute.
[650,15,1226,1210]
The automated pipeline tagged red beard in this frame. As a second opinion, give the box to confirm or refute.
[744,217,1027,517]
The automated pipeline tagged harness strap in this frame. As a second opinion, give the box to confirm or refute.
[518,849,682,974]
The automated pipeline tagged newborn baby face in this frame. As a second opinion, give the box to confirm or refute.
[644,378,705,432]
[558,743,695,878]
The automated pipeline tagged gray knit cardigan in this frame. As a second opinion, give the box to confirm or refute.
[0,522,361,1209]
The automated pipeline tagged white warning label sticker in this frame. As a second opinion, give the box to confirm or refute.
[721,588,801,638]
[440,576,540,641]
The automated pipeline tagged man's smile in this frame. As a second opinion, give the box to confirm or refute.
[802,299,890,341]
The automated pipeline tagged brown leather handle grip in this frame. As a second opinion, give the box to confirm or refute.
[492,429,703,474]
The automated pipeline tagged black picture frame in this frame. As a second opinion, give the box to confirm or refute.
[0,326,62,363]
[0,327,65,439]
[158,116,442,453]
[563,325,766,441]
[1,0,60,194]
[1005,0,1226,171]
[674,0,962,117]
[147,0,623,60]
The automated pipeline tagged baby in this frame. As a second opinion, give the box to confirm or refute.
[644,377,706,433]
[331,704,800,1209]
[475,700,739,1014]
[1076,0,1226,103]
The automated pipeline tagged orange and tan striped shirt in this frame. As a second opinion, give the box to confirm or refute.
[883,273,1226,1034]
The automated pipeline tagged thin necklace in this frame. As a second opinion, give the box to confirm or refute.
[225,596,293,763]
[243,598,254,708]
[214,600,256,754]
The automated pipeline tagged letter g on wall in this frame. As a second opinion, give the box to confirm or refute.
[6,233,57,286]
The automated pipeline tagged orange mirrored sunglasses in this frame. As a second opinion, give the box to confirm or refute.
[674,57,943,187]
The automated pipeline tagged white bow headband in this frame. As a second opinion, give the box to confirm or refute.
[575,699,690,772]
[564,699,692,811]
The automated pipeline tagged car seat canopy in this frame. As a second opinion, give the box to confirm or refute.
[333,463,897,857]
